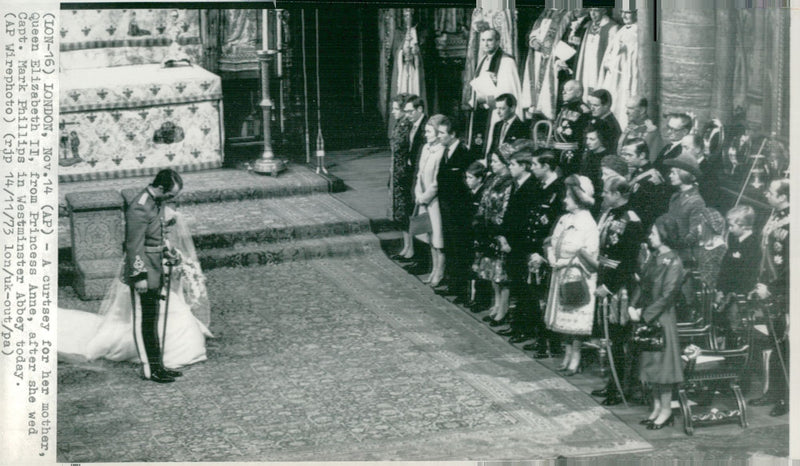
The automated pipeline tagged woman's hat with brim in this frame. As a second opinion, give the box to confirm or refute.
[601,154,628,178]
[663,152,702,178]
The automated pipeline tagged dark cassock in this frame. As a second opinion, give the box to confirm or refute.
[520,8,572,121]
[626,162,669,231]
[468,48,522,158]
[437,138,477,298]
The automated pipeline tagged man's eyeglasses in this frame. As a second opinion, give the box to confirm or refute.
[665,125,686,133]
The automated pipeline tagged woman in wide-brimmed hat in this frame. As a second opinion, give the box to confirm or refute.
[663,153,706,265]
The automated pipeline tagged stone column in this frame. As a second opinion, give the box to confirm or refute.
[658,4,717,125]
[66,190,125,300]
[711,5,736,125]
[636,0,658,122]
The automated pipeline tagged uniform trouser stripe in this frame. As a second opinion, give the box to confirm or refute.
[132,288,162,379]
[157,288,168,368]
[130,288,151,379]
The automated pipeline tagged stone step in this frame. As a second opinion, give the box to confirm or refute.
[58,165,346,249]
[179,193,371,249]
[197,232,381,270]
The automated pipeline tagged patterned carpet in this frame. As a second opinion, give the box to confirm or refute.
[58,252,653,462]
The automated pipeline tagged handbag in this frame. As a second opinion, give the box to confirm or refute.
[630,256,677,352]
[632,321,665,352]
[408,205,432,236]
[555,228,590,308]
[559,260,590,307]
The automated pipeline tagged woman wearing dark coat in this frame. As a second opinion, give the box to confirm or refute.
[389,93,415,258]
[628,214,686,430]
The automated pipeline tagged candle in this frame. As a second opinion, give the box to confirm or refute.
[262,9,268,51]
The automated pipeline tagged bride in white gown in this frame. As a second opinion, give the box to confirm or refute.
[58,207,212,369]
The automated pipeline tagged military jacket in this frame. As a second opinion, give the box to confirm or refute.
[597,204,645,293]
[758,207,789,303]
[123,187,166,290]
[554,99,591,145]
[627,163,669,230]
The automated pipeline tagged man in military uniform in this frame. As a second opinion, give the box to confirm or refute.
[619,138,669,231]
[617,96,662,160]
[552,79,591,173]
[749,178,790,417]
[124,169,184,383]
[522,149,565,359]
[590,177,645,406]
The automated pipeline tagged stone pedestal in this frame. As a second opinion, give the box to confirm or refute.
[66,190,125,300]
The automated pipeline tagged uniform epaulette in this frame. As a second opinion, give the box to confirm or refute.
[137,192,150,206]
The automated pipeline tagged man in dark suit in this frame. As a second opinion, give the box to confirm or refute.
[586,89,621,154]
[124,169,184,383]
[493,150,541,343]
[487,93,529,164]
[619,138,669,231]
[433,116,476,302]
[653,112,691,177]
[681,133,722,210]
[403,94,428,174]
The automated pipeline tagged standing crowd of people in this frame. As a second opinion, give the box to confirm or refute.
[387,23,790,425]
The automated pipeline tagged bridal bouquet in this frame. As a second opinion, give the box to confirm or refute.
[174,257,208,306]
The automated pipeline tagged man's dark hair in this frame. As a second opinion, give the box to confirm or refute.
[406,95,425,112]
[622,138,650,159]
[496,93,517,109]
[437,115,458,136]
[510,151,533,170]
[589,89,612,107]
[532,148,559,171]
[152,168,183,193]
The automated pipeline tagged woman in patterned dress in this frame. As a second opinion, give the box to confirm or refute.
[534,174,599,376]
[472,145,515,325]
[389,93,416,259]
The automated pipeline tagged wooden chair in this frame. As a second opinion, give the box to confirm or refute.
[676,295,756,435]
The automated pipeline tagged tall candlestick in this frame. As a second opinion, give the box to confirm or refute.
[262,9,269,50]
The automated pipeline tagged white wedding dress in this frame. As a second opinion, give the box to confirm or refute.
[58,210,212,368]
